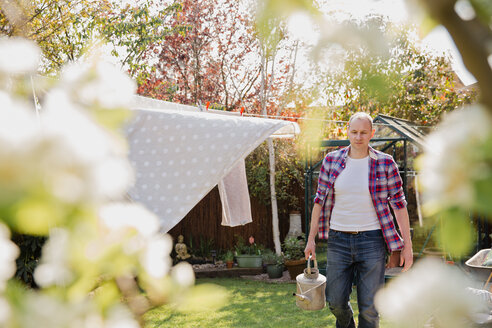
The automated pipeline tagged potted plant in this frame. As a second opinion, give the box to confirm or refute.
[224,250,234,269]
[262,250,285,279]
[234,236,263,268]
[283,235,306,279]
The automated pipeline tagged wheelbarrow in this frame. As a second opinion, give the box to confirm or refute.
[465,249,492,291]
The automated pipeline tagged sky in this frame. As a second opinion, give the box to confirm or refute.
[287,0,409,44]
[112,0,476,88]
[287,0,476,86]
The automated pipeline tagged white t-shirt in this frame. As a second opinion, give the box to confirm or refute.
[330,156,381,231]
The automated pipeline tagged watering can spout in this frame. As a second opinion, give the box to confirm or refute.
[293,293,311,303]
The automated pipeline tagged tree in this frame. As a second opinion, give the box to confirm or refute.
[137,0,297,113]
[256,16,299,254]
[137,0,260,109]
[421,0,492,109]
[0,0,179,75]
[259,20,282,255]
[96,0,182,80]
[0,0,109,73]
[318,19,476,127]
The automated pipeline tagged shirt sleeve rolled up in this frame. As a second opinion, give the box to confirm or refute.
[314,155,331,205]
[387,159,407,209]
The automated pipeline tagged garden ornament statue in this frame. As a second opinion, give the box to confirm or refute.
[294,255,326,311]
[175,235,191,260]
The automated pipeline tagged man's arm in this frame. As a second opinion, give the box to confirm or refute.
[393,207,413,272]
[386,157,413,271]
[304,203,323,260]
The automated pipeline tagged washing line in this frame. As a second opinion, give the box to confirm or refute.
[241,113,435,129]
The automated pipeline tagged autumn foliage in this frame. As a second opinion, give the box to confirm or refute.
[137,0,300,118]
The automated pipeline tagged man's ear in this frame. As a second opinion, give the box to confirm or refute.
[371,129,375,138]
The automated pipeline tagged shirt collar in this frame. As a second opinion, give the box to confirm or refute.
[342,145,378,161]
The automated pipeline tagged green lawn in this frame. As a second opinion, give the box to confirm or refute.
[144,278,392,328]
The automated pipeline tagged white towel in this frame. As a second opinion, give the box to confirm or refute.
[218,159,252,226]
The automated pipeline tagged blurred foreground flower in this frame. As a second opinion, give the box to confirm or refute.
[417,104,492,256]
[60,57,136,110]
[34,228,73,288]
[0,92,134,235]
[418,104,492,216]
[0,38,40,74]
[99,203,173,279]
[375,258,487,328]
[10,290,139,328]
[0,36,229,327]
[0,224,19,291]
[58,51,136,131]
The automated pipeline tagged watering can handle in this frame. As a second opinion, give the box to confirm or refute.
[307,255,318,274]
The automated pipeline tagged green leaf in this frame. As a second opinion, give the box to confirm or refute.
[93,281,121,310]
[473,177,492,216]
[255,0,319,43]
[359,71,392,102]
[470,0,492,26]
[13,198,65,235]
[436,208,474,259]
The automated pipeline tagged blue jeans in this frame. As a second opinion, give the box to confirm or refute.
[325,229,386,328]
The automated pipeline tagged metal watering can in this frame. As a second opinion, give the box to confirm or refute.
[293,255,326,311]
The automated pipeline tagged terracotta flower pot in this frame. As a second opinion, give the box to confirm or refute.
[387,250,401,268]
[226,260,234,269]
[285,258,306,279]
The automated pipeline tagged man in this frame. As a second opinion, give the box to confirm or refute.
[304,112,413,328]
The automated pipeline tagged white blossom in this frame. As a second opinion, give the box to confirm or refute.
[419,104,492,214]
[41,91,134,203]
[0,89,133,210]
[171,261,195,287]
[0,223,19,292]
[105,304,140,328]
[0,92,39,146]
[60,58,136,109]
[140,234,173,278]
[0,38,40,74]
[98,203,173,277]
[18,293,138,328]
[0,297,11,325]
[0,98,41,199]
[99,203,160,237]
[34,228,74,287]
[375,258,483,327]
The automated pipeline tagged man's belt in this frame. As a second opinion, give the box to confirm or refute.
[330,229,360,235]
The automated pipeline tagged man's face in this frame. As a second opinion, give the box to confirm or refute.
[347,118,374,151]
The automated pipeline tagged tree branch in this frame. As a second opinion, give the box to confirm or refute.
[420,0,492,109]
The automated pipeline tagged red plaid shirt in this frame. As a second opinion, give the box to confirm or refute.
[314,146,407,251]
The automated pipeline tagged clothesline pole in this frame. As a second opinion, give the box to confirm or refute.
[259,37,282,255]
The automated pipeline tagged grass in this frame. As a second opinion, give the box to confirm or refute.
[144,278,392,328]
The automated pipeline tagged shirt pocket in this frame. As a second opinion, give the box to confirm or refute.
[375,172,388,200]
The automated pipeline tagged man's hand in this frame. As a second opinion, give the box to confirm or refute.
[304,239,316,260]
[400,244,413,272]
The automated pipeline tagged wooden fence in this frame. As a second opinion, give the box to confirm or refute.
[168,186,306,253]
